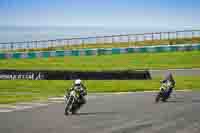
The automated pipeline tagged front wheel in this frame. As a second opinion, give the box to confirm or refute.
[155,92,161,103]
[65,96,74,115]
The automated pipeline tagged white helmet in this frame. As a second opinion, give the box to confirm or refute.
[75,79,81,85]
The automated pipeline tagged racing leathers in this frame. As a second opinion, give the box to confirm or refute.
[160,72,175,94]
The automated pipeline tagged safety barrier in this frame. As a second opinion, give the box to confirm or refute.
[0,70,151,80]
[0,44,200,59]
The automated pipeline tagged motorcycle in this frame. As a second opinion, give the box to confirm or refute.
[155,80,173,103]
[64,88,81,115]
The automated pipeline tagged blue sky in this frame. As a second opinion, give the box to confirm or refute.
[0,0,200,29]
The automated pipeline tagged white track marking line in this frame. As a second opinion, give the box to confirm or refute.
[0,109,13,112]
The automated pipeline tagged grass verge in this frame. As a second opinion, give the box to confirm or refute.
[0,51,200,70]
[0,76,200,104]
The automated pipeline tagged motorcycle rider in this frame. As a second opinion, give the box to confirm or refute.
[160,71,175,94]
[65,79,87,113]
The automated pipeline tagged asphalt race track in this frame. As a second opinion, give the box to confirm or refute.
[0,92,200,133]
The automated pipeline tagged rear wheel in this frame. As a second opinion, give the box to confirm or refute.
[161,97,167,102]
[155,92,161,103]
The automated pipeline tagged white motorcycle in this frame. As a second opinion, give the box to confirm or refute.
[64,88,80,115]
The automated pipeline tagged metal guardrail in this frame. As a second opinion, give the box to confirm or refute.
[0,43,200,59]
[0,29,200,51]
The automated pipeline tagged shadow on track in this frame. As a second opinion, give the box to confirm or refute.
[165,99,200,103]
[75,111,119,116]
[191,99,200,103]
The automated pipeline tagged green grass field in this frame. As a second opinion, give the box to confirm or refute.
[0,50,200,104]
[0,51,199,70]
[0,76,200,104]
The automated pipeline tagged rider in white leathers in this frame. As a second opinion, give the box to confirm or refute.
[65,79,87,112]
